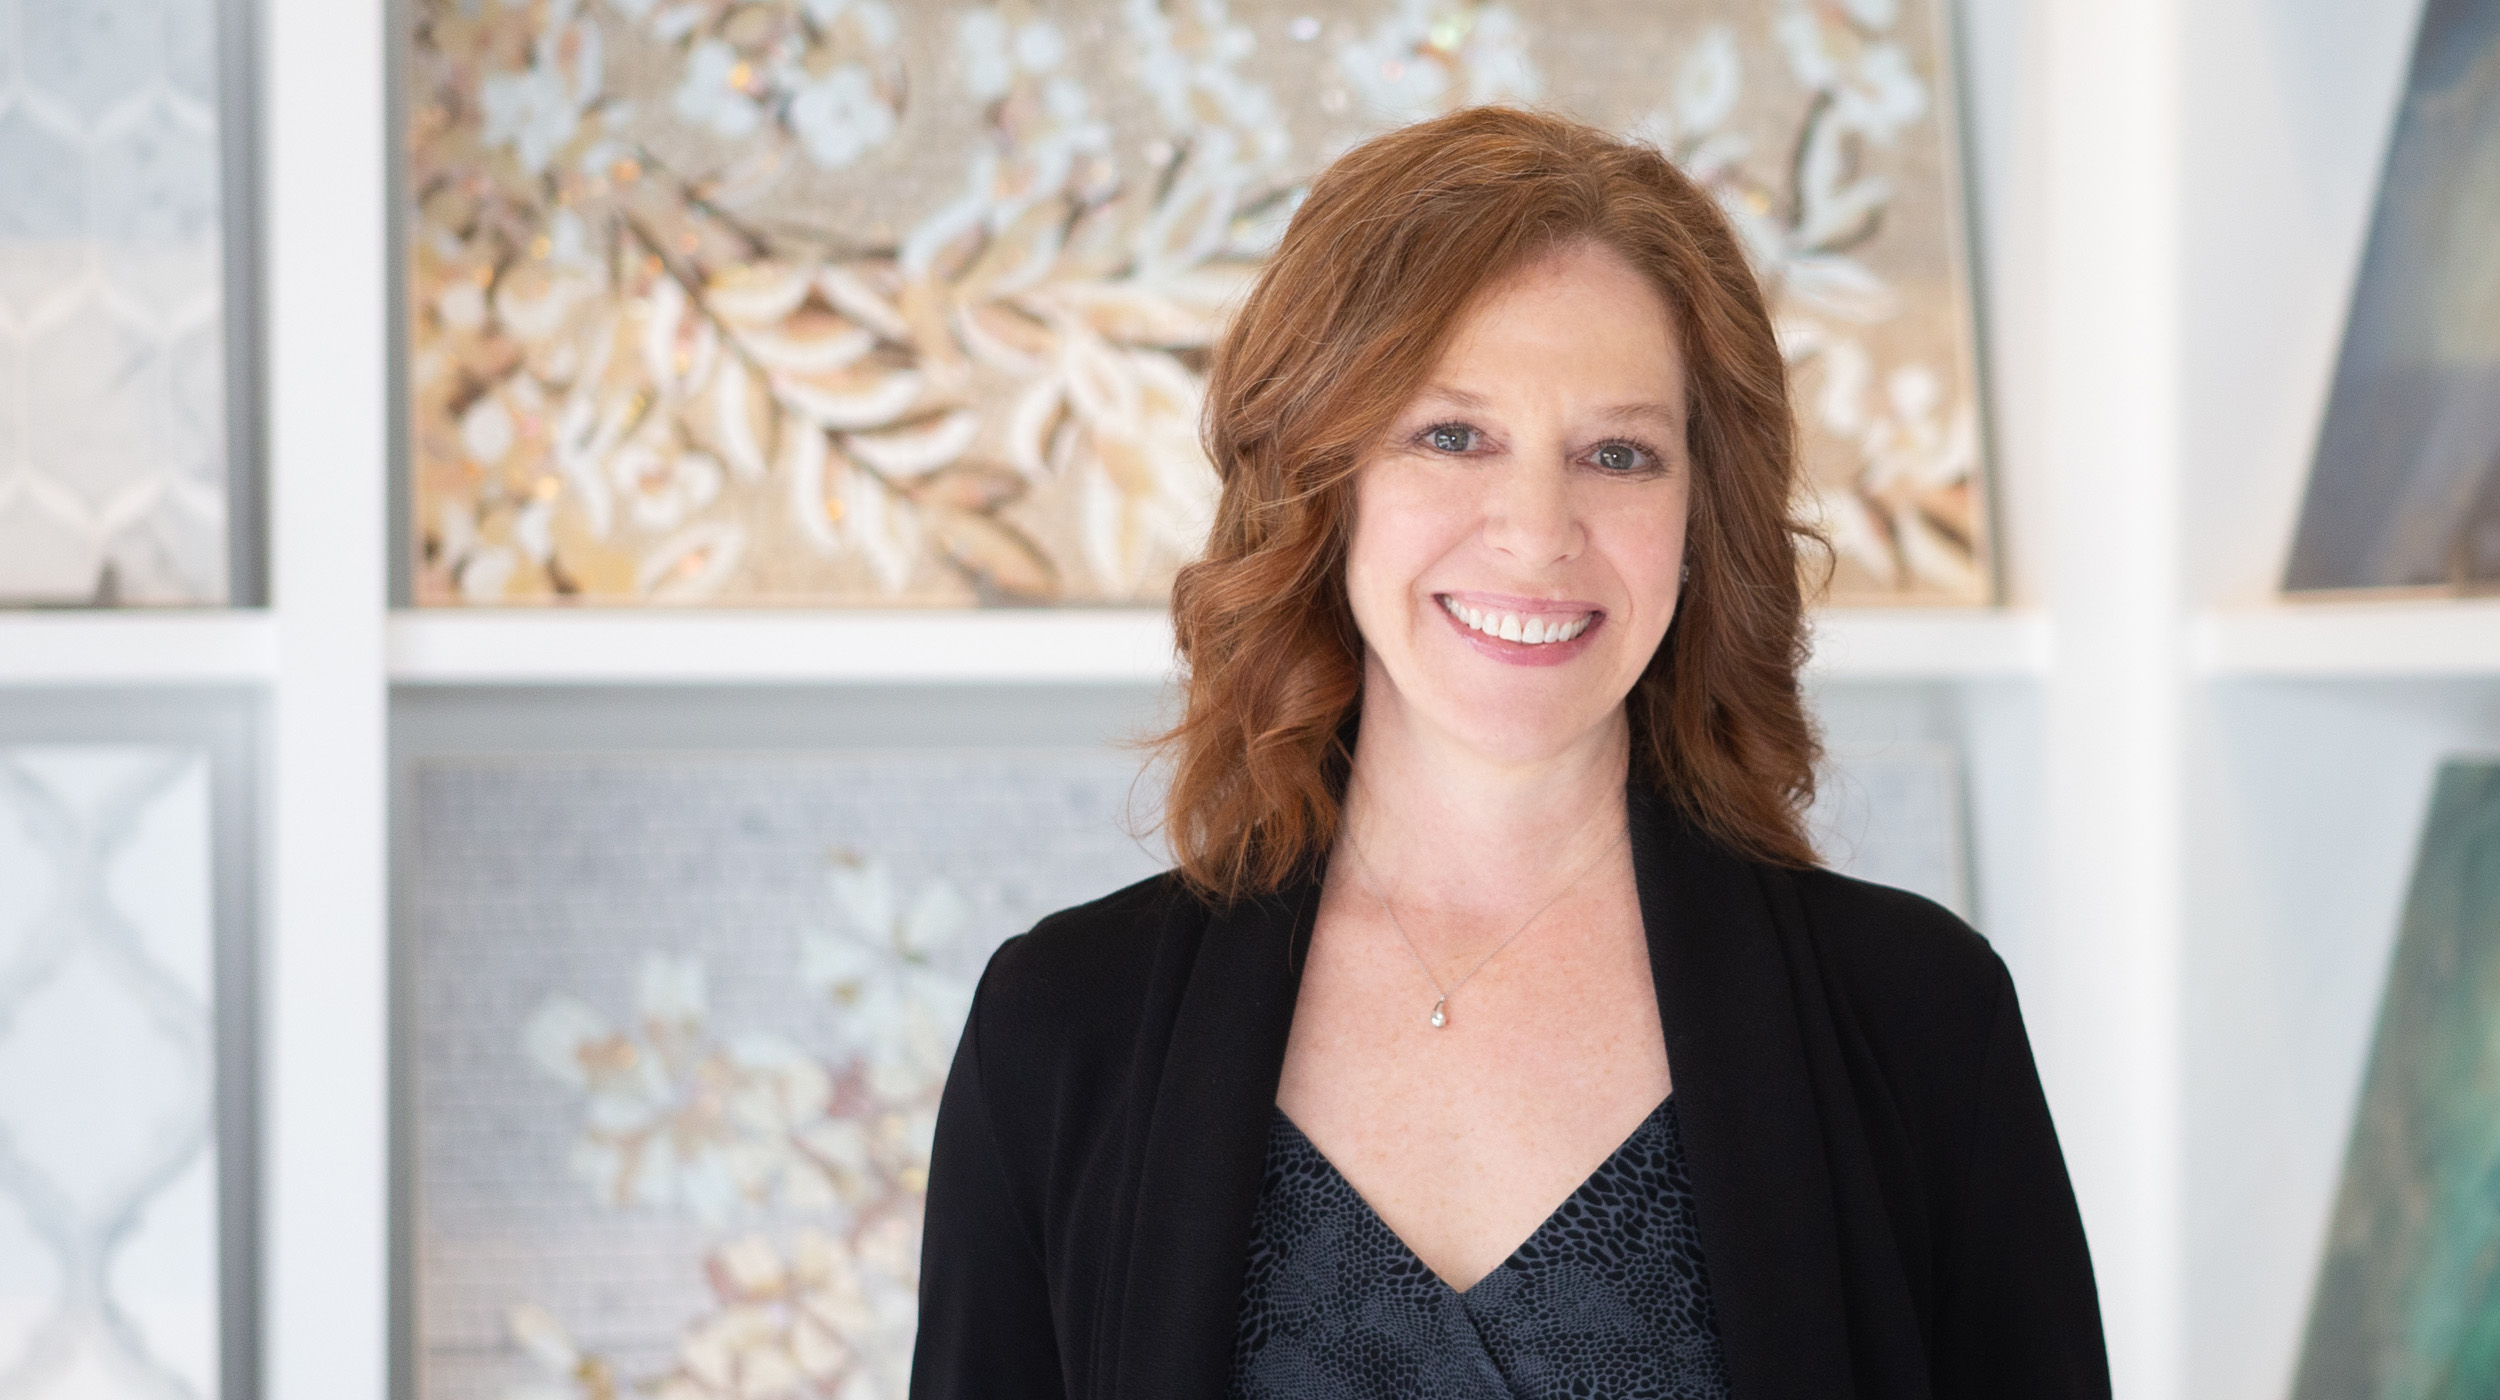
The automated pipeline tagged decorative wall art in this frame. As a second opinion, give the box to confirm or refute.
[2292,760,2500,1397]
[1809,741,1970,917]
[0,0,234,606]
[2283,0,2500,594]
[0,746,222,1399]
[406,751,1163,1400]
[408,0,1992,607]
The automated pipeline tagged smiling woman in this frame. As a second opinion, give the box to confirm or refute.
[1161,108,1821,902]
[912,107,2108,1400]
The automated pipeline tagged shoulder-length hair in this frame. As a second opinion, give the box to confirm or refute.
[1158,105,1823,902]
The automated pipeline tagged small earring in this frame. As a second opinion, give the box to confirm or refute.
[1680,561,1691,584]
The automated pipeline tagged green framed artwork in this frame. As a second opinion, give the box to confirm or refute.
[2282,0,2500,595]
[407,0,1993,607]
[2293,760,2500,1397]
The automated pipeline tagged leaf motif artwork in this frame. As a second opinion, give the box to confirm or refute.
[408,0,1992,606]
[407,752,1162,1400]
[2292,761,2500,1398]
[2283,0,2500,595]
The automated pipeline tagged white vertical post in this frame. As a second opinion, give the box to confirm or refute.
[2039,0,2184,1396]
[261,0,392,1396]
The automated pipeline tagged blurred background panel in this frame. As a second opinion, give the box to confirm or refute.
[0,0,253,607]
[2281,0,2500,595]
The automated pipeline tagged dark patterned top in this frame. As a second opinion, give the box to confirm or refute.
[1228,1096,1730,1399]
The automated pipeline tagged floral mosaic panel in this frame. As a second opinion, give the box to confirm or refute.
[0,746,221,1399]
[409,0,1991,607]
[407,751,1164,1400]
[0,0,231,605]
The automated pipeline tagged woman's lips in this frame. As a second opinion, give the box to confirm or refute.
[1434,592,1605,667]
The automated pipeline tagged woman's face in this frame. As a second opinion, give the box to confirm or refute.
[1345,239,1691,768]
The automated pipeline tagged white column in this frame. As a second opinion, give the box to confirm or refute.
[261,0,392,1396]
[2039,0,2185,1396]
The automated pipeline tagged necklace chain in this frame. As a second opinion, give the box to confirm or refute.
[1341,801,1628,1029]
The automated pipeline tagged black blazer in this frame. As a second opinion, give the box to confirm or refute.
[911,790,2110,1399]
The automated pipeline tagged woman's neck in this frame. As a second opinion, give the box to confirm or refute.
[1337,686,1632,918]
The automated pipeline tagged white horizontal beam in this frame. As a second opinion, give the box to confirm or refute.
[1805,609,2054,679]
[2194,600,2500,677]
[387,607,2055,687]
[387,609,1182,685]
[0,608,2060,689]
[0,613,279,684]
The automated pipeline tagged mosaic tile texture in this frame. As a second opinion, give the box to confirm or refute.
[0,747,221,1400]
[1810,741,1969,917]
[0,0,231,606]
[408,752,1164,1400]
[409,0,1990,607]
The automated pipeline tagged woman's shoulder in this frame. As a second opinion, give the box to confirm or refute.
[967,869,1209,1068]
[1776,863,2020,1057]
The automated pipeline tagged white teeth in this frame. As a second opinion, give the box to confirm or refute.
[1439,596,1593,645]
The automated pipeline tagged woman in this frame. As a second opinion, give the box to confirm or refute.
[912,107,2107,1399]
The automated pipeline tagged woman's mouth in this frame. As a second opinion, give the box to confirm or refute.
[1439,595,1595,644]
[1434,593,1604,666]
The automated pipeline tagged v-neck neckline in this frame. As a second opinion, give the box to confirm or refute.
[1269,1094,1677,1299]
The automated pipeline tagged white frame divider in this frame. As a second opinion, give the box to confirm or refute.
[262,2,392,1399]
[2037,1,2187,1396]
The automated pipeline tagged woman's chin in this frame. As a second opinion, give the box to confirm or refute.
[1410,689,1629,770]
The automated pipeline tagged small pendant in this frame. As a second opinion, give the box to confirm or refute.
[1429,997,1448,1029]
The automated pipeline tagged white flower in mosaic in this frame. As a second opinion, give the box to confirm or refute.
[1335,1,1542,125]
[1126,0,1287,171]
[1777,0,1925,140]
[612,1220,923,1400]
[803,860,976,1103]
[523,953,857,1223]
[788,66,895,169]
[480,0,605,175]
[1783,318,1978,594]
[502,1301,619,1400]
[1628,27,1750,182]
[675,40,765,138]
[612,444,727,531]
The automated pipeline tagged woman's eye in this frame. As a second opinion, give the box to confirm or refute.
[1592,441,1651,473]
[1426,423,1476,453]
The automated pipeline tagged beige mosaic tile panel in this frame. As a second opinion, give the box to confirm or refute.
[409,0,1990,607]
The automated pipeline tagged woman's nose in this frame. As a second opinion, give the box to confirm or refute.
[1481,454,1582,565]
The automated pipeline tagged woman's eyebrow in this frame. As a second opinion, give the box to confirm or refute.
[1592,401,1682,427]
[1406,388,1679,427]
[1408,385,1491,411]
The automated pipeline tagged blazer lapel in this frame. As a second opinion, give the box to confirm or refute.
[1111,868,1320,1398]
[1634,789,1859,1396]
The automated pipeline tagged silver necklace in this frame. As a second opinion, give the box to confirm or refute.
[1342,814,1628,1029]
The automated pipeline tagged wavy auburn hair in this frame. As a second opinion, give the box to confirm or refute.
[1159,106,1823,902]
